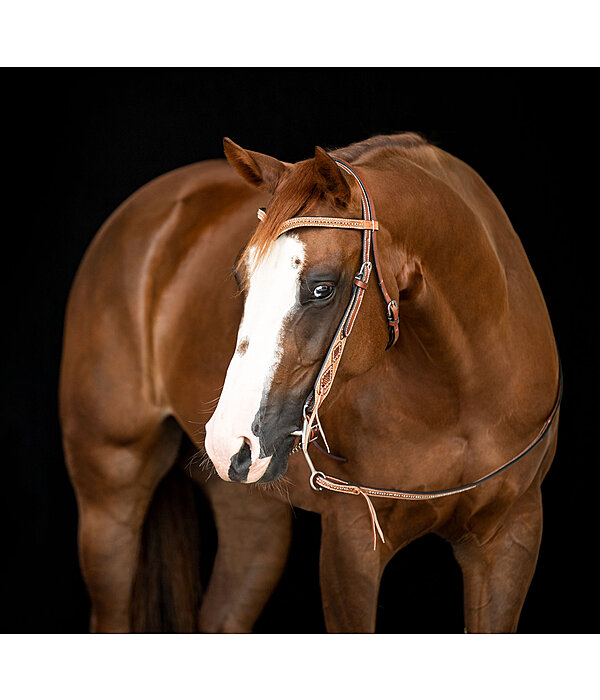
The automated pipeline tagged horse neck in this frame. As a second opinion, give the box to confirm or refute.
[375,163,511,392]
[393,268,509,387]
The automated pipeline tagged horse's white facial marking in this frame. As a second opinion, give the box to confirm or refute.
[205,236,305,482]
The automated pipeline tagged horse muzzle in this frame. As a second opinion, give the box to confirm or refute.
[204,413,298,483]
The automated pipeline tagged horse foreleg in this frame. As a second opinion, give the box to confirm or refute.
[66,422,180,633]
[197,479,293,633]
[452,484,544,633]
[319,505,389,633]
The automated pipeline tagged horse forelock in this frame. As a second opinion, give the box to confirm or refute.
[236,160,320,281]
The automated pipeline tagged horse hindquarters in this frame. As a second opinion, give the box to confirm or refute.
[131,455,202,633]
[59,285,199,632]
[61,413,189,632]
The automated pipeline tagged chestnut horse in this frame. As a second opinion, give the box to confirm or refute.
[59,133,560,633]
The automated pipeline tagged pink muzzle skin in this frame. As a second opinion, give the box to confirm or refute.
[204,415,272,483]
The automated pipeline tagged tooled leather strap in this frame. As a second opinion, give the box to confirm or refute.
[281,160,395,435]
[257,159,399,438]
[332,158,399,350]
[277,215,379,234]
[311,358,563,549]
[258,209,378,233]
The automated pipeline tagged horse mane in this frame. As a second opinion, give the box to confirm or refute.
[239,132,429,275]
[331,132,428,162]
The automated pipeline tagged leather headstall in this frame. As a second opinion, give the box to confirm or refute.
[258,158,398,454]
[255,157,563,550]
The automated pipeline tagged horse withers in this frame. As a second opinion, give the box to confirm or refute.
[59,133,560,633]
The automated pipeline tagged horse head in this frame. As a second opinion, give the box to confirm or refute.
[204,139,400,483]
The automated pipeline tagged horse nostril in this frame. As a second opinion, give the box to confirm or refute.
[228,440,252,482]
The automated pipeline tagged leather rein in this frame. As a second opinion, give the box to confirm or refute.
[257,157,563,549]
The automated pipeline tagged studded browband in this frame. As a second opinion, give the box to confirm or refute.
[256,157,563,550]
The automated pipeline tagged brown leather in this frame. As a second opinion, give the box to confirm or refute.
[276,215,379,235]
[351,160,400,348]
[273,159,399,493]
[309,358,562,548]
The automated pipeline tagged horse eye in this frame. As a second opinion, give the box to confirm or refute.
[313,284,334,300]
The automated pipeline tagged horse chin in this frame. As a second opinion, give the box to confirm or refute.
[244,455,273,482]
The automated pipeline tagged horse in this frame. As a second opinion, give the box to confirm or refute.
[59,132,561,633]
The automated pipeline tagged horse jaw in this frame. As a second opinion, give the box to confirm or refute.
[204,236,305,482]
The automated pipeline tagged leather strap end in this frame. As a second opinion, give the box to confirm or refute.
[385,326,399,350]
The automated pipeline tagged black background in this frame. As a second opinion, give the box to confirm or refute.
[3,68,597,633]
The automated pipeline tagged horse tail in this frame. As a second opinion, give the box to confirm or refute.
[130,462,203,632]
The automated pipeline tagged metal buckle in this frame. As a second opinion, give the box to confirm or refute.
[355,260,372,282]
[309,470,325,491]
[387,299,399,323]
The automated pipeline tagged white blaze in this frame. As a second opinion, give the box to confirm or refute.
[205,236,305,481]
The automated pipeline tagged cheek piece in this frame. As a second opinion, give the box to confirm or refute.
[257,157,562,550]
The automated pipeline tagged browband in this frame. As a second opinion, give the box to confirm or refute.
[257,209,379,234]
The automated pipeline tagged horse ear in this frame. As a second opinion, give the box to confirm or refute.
[223,138,287,193]
[313,146,352,205]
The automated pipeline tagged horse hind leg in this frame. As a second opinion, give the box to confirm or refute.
[64,417,182,633]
